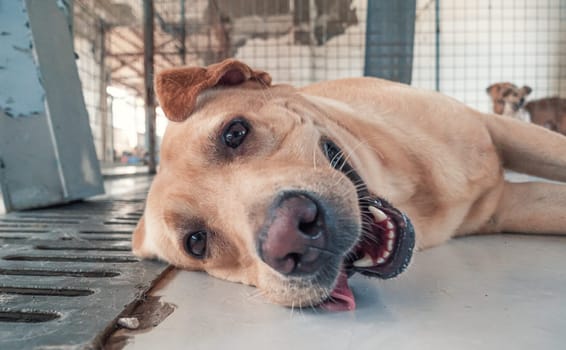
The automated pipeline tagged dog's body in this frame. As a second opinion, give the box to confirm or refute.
[525,97,566,135]
[133,60,566,311]
[486,82,566,134]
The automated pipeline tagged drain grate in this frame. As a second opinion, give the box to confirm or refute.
[0,191,169,349]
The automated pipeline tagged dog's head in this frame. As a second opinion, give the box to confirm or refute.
[486,82,532,115]
[132,59,415,311]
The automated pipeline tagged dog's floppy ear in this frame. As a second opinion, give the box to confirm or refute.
[486,83,501,96]
[155,59,272,122]
[131,216,155,258]
[521,85,532,96]
[486,83,498,94]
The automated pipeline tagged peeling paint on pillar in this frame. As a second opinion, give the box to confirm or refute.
[0,0,104,211]
[0,0,45,118]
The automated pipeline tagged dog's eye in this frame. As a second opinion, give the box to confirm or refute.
[222,119,249,148]
[184,231,207,258]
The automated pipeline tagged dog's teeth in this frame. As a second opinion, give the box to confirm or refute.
[386,230,396,239]
[382,250,391,259]
[386,221,395,230]
[376,257,386,265]
[386,239,394,251]
[353,254,374,267]
[368,206,388,222]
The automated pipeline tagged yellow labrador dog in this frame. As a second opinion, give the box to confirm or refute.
[132,59,566,311]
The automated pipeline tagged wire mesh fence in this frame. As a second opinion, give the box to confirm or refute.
[413,0,566,113]
[73,0,109,161]
[71,0,566,164]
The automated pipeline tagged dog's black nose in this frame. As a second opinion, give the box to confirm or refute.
[259,193,327,276]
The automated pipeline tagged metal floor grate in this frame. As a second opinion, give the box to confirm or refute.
[0,192,169,349]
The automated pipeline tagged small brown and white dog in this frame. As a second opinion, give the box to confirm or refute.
[132,60,566,311]
[486,82,532,122]
[487,82,566,134]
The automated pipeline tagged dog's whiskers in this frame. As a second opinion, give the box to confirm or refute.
[312,136,319,171]
[290,301,295,318]
[305,245,341,256]
[247,288,268,302]
[360,233,381,245]
[257,79,273,101]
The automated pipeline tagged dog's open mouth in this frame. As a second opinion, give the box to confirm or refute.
[320,139,416,311]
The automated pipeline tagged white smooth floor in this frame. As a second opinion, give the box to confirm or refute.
[123,235,566,350]
[121,173,566,350]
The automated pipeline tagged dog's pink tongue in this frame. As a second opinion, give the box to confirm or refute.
[320,271,355,312]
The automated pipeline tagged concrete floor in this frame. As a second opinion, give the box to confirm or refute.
[117,172,566,350]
